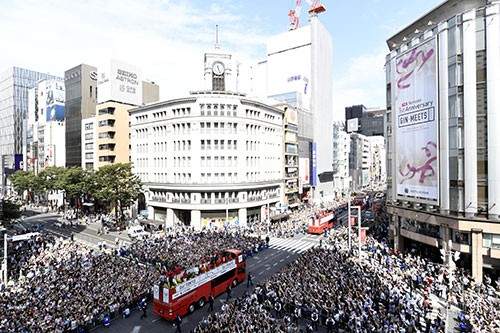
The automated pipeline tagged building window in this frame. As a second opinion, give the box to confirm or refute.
[85,152,93,159]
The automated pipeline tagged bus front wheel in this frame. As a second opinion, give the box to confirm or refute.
[198,297,205,308]
[188,303,196,314]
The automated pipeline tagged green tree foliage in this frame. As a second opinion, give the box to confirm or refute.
[9,170,40,203]
[1,199,22,220]
[92,163,142,219]
[38,166,66,193]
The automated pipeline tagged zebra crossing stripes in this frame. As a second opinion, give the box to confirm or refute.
[268,237,317,254]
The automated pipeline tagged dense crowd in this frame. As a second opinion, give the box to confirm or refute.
[127,228,265,274]
[0,227,267,332]
[1,235,158,332]
[193,200,499,333]
[2,193,499,332]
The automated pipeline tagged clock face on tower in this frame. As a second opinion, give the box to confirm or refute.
[212,61,225,75]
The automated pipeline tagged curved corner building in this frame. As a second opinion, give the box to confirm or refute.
[129,91,284,230]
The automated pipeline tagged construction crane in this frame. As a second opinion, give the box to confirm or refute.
[288,0,326,31]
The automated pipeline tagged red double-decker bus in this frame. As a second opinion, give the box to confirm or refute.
[308,209,335,234]
[153,249,246,320]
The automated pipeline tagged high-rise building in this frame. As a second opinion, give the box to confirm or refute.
[345,104,385,137]
[385,0,500,281]
[64,64,98,167]
[27,78,66,173]
[257,16,334,203]
[0,67,59,195]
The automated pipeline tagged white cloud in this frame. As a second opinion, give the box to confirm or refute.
[0,0,271,99]
[333,47,388,120]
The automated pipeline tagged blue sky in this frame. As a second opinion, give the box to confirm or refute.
[0,0,442,117]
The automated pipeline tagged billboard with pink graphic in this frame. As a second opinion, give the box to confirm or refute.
[395,37,439,203]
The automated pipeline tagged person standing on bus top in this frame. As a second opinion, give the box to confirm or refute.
[226,283,232,301]
[208,293,214,312]
[174,313,182,333]
[247,272,254,288]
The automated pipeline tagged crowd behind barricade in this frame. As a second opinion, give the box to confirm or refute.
[127,227,266,286]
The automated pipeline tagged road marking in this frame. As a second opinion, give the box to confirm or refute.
[258,271,264,275]
[279,259,284,262]
[264,256,269,259]
[286,255,290,258]
[151,318,161,323]
[273,263,278,266]
[266,267,270,270]
[131,326,142,333]
[257,260,262,264]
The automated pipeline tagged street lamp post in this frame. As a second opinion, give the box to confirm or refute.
[225,196,229,227]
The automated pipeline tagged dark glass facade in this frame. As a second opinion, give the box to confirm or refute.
[64,64,97,167]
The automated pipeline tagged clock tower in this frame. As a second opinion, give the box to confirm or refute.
[204,52,231,91]
[204,26,232,91]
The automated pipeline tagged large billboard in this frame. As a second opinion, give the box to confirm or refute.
[98,59,142,106]
[395,38,438,202]
[299,157,310,185]
[45,80,65,122]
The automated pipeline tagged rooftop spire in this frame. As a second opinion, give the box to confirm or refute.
[215,25,220,50]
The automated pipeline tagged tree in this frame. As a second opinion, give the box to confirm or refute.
[1,199,21,220]
[59,166,91,213]
[92,163,142,219]
[9,170,40,203]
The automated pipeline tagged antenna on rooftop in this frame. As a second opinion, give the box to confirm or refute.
[215,25,220,50]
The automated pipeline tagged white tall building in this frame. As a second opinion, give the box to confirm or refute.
[256,16,334,203]
[332,122,350,198]
[27,78,66,172]
[129,49,284,230]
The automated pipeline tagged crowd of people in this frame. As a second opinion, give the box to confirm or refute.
[127,228,265,277]
[2,192,499,332]
[192,199,499,333]
[0,234,158,332]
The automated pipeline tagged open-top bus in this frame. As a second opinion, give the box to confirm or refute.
[153,249,246,320]
[308,209,336,234]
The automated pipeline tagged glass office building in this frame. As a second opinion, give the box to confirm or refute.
[0,67,59,195]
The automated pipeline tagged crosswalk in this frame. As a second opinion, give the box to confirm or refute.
[267,236,318,254]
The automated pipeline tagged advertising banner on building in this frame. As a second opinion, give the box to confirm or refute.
[299,158,310,185]
[395,37,439,203]
[44,145,55,167]
[14,154,23,171]
[98,59,142,106]
[45,80,65,122]
[311,142,317,187]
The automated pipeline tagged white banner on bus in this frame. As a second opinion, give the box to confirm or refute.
[172,260,236,300]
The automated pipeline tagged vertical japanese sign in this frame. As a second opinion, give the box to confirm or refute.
[395,37,439,203]
[311,142,317,187]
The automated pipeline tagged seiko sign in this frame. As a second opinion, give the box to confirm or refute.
[116,69,138,85]
[89,71,98,81]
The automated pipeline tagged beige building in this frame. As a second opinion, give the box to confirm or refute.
[81,60,160,170]
[95,102,133,168]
